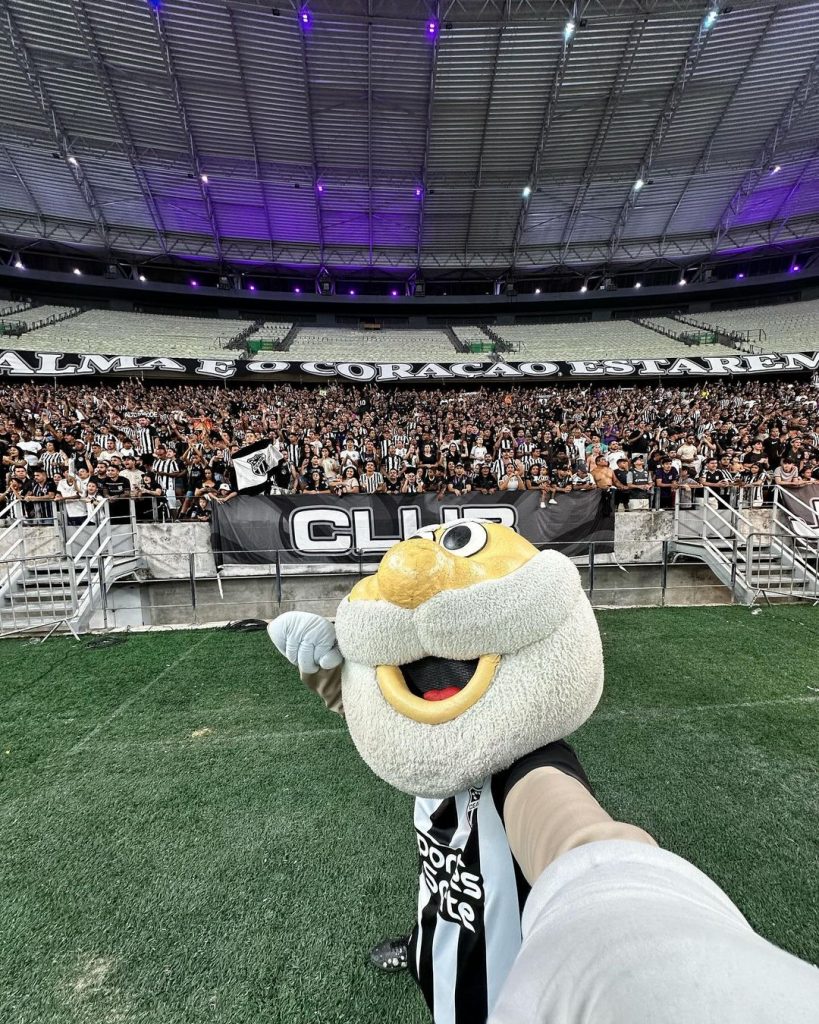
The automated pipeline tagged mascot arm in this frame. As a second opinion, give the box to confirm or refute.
[503,766,655,885]
[268,612,345,716]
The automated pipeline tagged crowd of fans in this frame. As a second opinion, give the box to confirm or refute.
[0,376,817,524]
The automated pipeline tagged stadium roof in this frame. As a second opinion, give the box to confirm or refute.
[1,0,819,281]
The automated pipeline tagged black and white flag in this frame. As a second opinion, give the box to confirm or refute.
[776,483,819,538]
[232,438,283,494]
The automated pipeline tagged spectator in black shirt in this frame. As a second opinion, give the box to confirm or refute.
[447,465,472,496]
[384,469,402,494]
[699,457,732,506]
[472,465,498,494]
[188,496,212,522]
[654,458,679,510]
[136,471,163,521]
[302,469,329,495]
[102,465,132,523]
[24,468,56,524]
[613,457,632,512]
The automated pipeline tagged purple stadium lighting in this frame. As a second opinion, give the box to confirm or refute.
[791,265,801,273]
[190,279,198,287]
[427,19,438,37]
[415,187,423,198]
[316,182,324,193]
[248,283,256,291]
[737,272,745,279]
[771,165,781,175]
[391,289,399,297]
[299,8,311,27]
[294,286,301,293]
[349,289,356,296]
[147,0,161,10]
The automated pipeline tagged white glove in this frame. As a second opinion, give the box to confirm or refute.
[268,612,343,675]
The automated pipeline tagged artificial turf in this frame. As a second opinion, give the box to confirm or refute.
[1,606,817,1024]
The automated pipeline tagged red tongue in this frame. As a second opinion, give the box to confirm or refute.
[423,686,461,702]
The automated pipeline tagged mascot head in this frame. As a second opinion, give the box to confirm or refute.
[334,522,603,798]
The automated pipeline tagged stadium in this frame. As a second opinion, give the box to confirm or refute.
[1,0,818,1021]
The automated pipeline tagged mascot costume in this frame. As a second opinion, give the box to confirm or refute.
[270,521,818,1023]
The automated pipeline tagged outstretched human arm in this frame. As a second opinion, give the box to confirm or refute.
[268,611,345,715]
[503,765,655,885]
[491,761,819,1024]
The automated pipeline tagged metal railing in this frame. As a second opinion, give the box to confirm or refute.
[0,497,142,638]
[672,486,819,604]
[744,532,819,603]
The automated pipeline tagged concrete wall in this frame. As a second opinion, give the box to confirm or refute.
[135,508,730,581]
[8,508,774,631]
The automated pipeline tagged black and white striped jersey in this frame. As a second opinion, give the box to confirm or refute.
[360,471,384,494]
[125,425,157,455]
[152,457,180,490]
[407,742,589,1024]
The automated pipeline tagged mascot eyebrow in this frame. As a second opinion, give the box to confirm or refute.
[269,521,819,1024]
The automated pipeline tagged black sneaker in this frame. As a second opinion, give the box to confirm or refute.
[369,936,409,972]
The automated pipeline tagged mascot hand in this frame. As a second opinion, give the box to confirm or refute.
[268,611,343,675]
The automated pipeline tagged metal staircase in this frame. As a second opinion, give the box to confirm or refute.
[671,487,819,605]
[0,500,140,638]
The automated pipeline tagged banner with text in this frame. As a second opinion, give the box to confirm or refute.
[209,490,613,567]
[1,347,818,384]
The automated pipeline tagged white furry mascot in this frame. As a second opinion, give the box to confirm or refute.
[270,521,819,1024]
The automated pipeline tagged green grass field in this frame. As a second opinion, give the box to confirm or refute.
[1,606,818,1024]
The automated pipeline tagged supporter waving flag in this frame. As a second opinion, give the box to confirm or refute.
[232,438,283,494]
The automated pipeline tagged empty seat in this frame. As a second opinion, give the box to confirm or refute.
[21,309,252,358]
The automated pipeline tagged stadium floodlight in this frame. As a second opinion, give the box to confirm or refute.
[679,277,687,285]
[564,19,576,42]
[522,185,532,199]
[299,8,311,27]
[580,284,588,293]
[771,165,781,175]
[634,178,645,192]
[67,155,78,166]
[635,282,642,288]
[248,283,256,291]
[72,267,82,275]
[415,187,423,198]
[191,279,199,287]
[316,182,325,193]
[349,289,356,296]
[294,286,301,293]
[792,264,800,272]
[534,288,542,295]
[426,20,438,37]
[391,289,398,297]
[737,272,745,279]
[200,174,209,184]
[138,274,147,282]
[14,260,24,269]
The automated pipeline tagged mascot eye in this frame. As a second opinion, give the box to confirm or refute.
[440,521,487,557]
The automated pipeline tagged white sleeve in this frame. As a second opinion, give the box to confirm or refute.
[489,840,819,1024]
